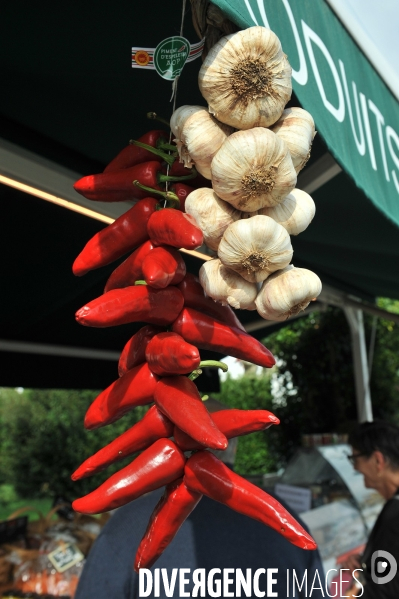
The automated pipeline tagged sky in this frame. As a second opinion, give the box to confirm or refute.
[328,0,399,99]
[343,0,399,60]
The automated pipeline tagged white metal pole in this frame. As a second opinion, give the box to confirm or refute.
[343,307,373,422]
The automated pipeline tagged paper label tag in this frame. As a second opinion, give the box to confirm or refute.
[47,543,84,573]
[154,36,189,80]
[132,37,204,79]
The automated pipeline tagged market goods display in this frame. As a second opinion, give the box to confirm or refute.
[71,23,320,570]
[0,505,108,597]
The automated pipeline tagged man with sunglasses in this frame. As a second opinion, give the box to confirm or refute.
[344,420,399,597]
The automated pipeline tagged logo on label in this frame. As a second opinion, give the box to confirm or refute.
[371,550,397,584]
[134,50,151,67]
[153,36,190,80]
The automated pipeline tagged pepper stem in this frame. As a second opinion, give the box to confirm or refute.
[129,139,175,166]
[198,360,229,373]
[134,280,148,286]
[158,141,178,153]
[147,112,171,127]
[158,168,197,183]
[133,181,180,209]
[188,361,228,381]
[188,369,202,381]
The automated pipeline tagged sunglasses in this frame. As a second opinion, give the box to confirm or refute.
[347,452,368,464]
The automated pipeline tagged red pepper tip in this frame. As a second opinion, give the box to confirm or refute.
[72,256,88,277]
[71,498,82,512]
[75,306,90,323]
[201,433,228,451]
[71,463,92,480]
[299,535,318,550]
[83,414,101,431]
[73,175,94,195]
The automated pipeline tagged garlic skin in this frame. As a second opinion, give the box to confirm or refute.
[270,107,316,174]
[170,105,233,178]
[199,259,258,310]
[258,188,315,235]
[170,105,205,169]
[170,105,203,141]
[185,188,241,251]
[218,215,293,283]
[211,128,297,212]
[179,109,234,179]
[255,266,322,321]
[198,26,292,129]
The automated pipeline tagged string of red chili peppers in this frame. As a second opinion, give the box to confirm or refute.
[71,124,317,570]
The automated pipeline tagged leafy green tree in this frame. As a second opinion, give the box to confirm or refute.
[368,298,399,419]
[214,300,399,474]
[0,387,146,500]
[261,301,399,466]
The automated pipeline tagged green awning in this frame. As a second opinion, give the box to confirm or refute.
[212,0,399,227]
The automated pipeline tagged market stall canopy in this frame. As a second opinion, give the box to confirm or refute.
[1,0,399,389]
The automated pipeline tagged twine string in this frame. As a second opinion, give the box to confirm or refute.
[165,0,187,193]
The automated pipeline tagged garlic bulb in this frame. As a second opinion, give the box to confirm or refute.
[211,128,297,212]
[185,188,241,251]
[170,105,233,178]
[270,107,316,174]
[199,26,292,129]
[218,215,293,283]
[199,259,257,310]
[258,188,315,235]
[170,105,203,141]
[255,265,322,321]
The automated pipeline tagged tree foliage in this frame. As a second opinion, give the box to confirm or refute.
[261,301,399,465]
[215,301,399,473]
[0,387,146,500]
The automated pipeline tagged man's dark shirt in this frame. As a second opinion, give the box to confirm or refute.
[361,492,399,598]
[76,488,325,598]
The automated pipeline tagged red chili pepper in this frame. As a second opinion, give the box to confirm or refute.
[145,332,200,376]
[72,405,174,480]
[118,324,164,377]
[73,162,165,202]
[72,199,159,277]
[134,478,202,571]
[147,209,203,250]
[154,376,227,450]
[169,183,195,212]
[104,130,171,173]
[84,363,159,430]
[177,273,246,332]
[75,285,184,328]
[72,438,186,515]
[172,307,275,369]
[184,451,317,550]
[104,240,155,293]
[74,161,193,203]
[174,409,280,451]
[142,246,186,289]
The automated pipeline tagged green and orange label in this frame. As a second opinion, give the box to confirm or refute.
[132,37,204,79]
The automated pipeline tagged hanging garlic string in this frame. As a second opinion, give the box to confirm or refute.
[165,0,187,195]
